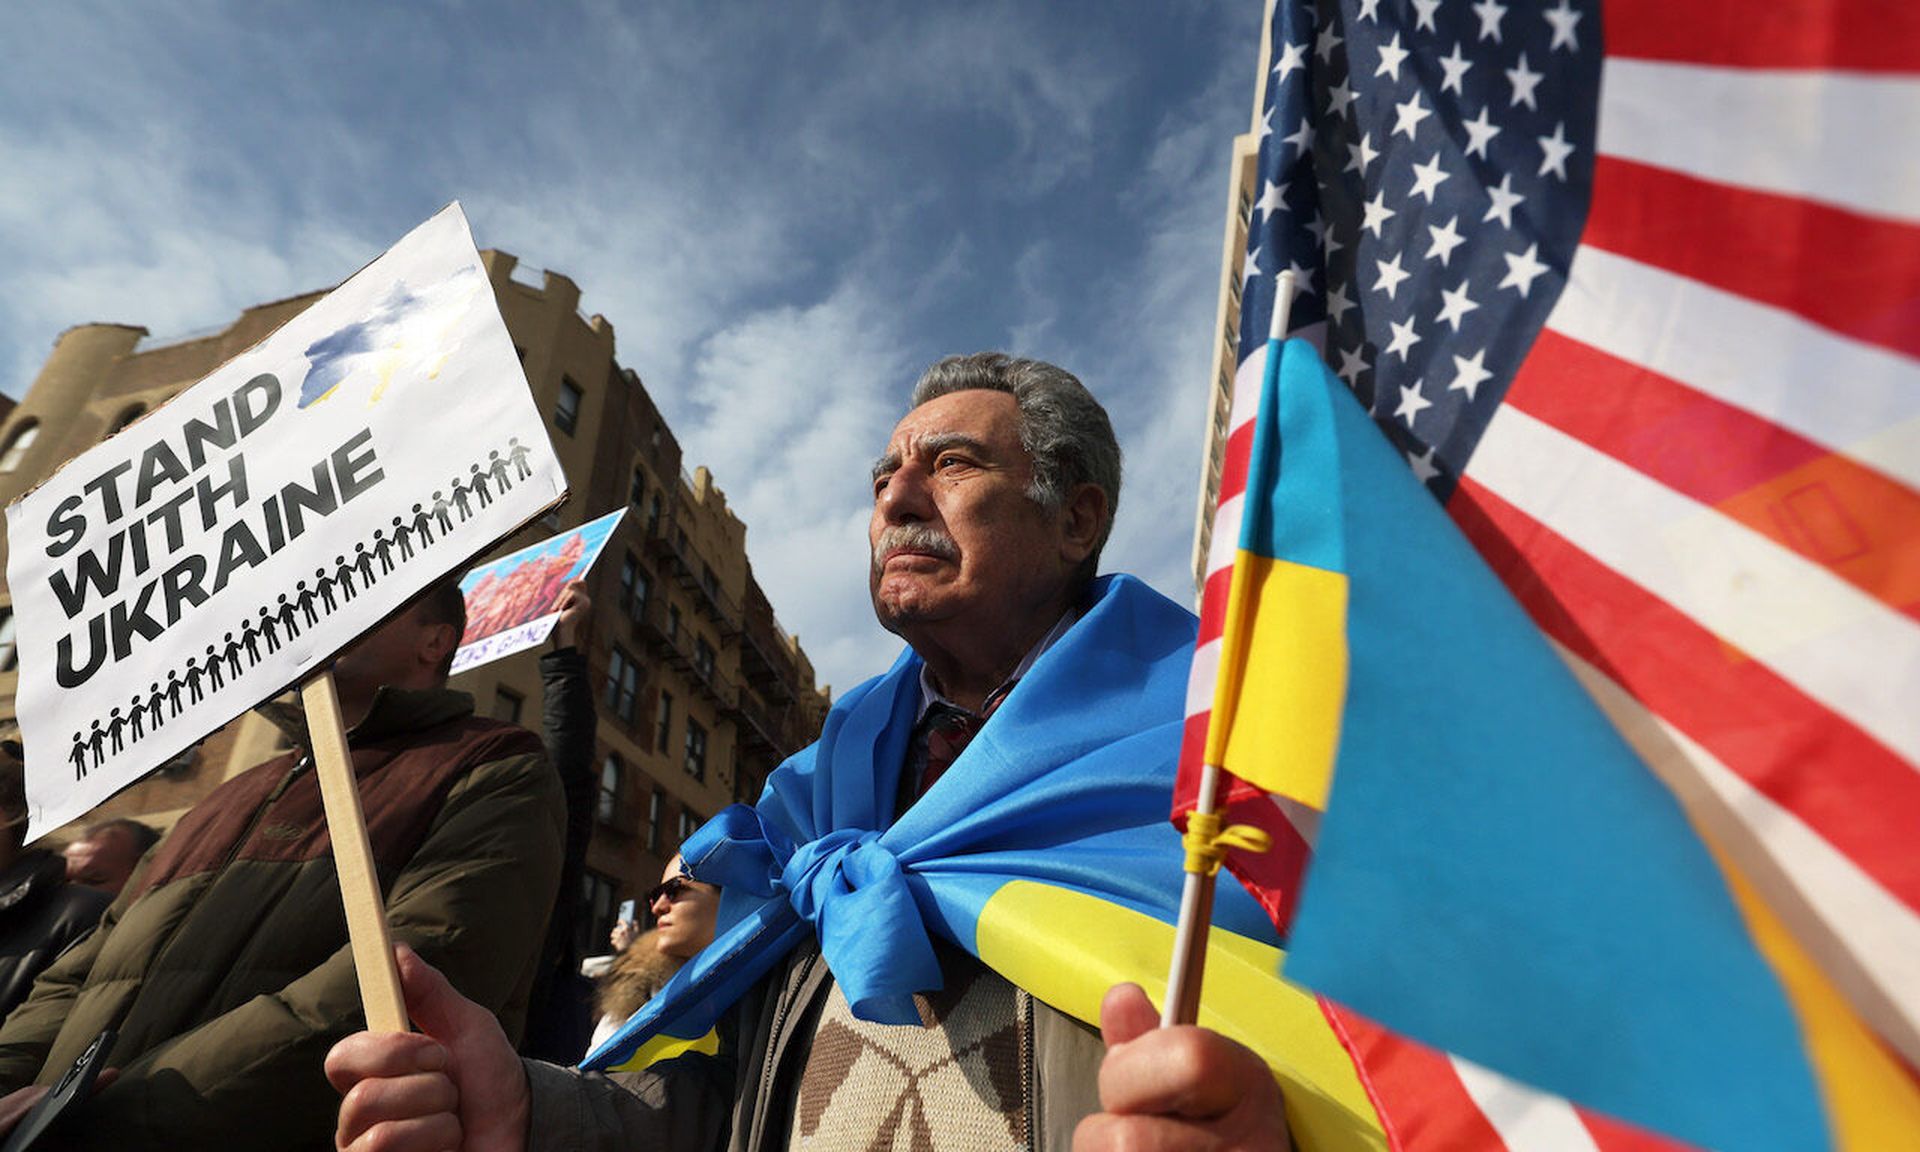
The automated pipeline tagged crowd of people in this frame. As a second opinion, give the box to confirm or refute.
[0,355,1287,1151]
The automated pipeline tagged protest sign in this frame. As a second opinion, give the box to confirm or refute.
[452,507,625,675]
[5,203,567,839]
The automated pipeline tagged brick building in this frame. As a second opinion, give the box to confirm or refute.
[0,250,831,954]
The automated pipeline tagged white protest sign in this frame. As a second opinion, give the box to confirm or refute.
[5,203,567,838]
[451,507,625,675]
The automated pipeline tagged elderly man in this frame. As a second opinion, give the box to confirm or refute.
[62,817,160,897]
[328,356,1286,1151]
[0,580,565,1150]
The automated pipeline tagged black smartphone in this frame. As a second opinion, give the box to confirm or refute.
[0,1027,114,1152]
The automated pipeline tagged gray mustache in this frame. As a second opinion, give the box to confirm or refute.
[873,525,958,566]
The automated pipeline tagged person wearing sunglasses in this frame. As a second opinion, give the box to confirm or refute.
[586,857,718,1055]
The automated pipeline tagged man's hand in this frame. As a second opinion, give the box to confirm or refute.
[1074,983,1290,1152]
[0,1068,117,1138]
[0,1085,47,1138]
[326,946,529,1152]
[554,581,592,651]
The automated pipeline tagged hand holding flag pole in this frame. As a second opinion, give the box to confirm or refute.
[1161,271,1296,1028]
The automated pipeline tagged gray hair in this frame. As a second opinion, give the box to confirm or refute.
[909,353,1122,577]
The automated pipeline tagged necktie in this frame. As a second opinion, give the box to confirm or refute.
[917,702,984,798]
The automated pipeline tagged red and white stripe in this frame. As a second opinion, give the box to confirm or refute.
[1452,0,1920,1085]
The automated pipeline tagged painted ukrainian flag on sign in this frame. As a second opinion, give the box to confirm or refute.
[1193,337,1902,1152]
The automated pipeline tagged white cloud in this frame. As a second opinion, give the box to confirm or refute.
[0,1,1260,702]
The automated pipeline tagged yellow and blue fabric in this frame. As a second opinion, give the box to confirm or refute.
[581,574,1388,1150]
[1245,339,1829,1152]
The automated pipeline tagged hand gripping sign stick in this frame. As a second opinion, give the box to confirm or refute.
[1160,271,1296,1028]
[301,668,409,1032]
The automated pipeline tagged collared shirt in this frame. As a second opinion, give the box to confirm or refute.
[913,609,1079,723]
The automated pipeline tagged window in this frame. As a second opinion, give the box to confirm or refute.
[0,609,14,673]
[108,404,146,435]
[619,554,647,623]
[0,423,38,474]
[555,377,583,435]
[667,604,681,641]
[630,468,646,504]
[700,564,718,599]
[605,647,638,724]
[491,686,523,724]
[677,808,702,848]
[655,691,674,753]
[684,720,708,782]
[597,754,623,824]
[694,637,715,681]
[577,870,618,960]
[646,492,662,536]
[647,788,664,853]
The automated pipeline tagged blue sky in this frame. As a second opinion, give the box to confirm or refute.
[0,1,1260,694]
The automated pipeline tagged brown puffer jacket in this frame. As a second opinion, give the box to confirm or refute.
[0,686,566,1150]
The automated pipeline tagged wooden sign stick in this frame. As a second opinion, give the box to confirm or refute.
[301,669,408,1033]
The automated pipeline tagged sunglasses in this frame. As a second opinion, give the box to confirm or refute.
[645,874,699,906]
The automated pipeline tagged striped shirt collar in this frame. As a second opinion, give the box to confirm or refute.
[915,608,1078,723]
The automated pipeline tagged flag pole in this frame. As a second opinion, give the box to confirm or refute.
[1162,270,1296,1028]
[302,668,409,1032]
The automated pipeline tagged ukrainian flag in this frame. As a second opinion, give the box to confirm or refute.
[1211,339,1913,1152]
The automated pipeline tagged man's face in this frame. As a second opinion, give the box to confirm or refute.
[65,828,138,895]
[331,602,452,700]
[869,389,1075,638]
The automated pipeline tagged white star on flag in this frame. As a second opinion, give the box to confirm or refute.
[1537,122,1575,179]
[1362,189,1397,237]
[1374,252,1412,299]
[1274,39,1307,82]
[1393,92,1432,141]
[1335,345,1370,385]
[1316,24,1343,63]
[1447,347,1493,400]
[1499,243,1551,297]
[1544,0,1583,52]
[1472,0,1508,42]
[1376,33,1410,80]
[1347,132,1380,174]
[1412,0,1441,33]
[1255,179,1289,218]
[1426,216,1467,266]
[1438,42,1472,94]
[1506,53,1544,109]
[1409,154,1450,203]
[1484,173,1525,228]
[1463,106,1501,157]
[1385,316,1423,361]
[1326,281,1356,324]
[1395,380,1433,428]
[1436,281,1480,331]
[1408,445,1442,484]
[1327,78,1358,118]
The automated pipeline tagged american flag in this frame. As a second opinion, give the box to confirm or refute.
[1183,0,1920,1148]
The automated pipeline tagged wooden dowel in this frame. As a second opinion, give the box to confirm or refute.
[302,670,408,1033]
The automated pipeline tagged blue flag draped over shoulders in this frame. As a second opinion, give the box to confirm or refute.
[581,573,1277,1070]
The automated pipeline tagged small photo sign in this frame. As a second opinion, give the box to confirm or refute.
[451,507,626,674]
